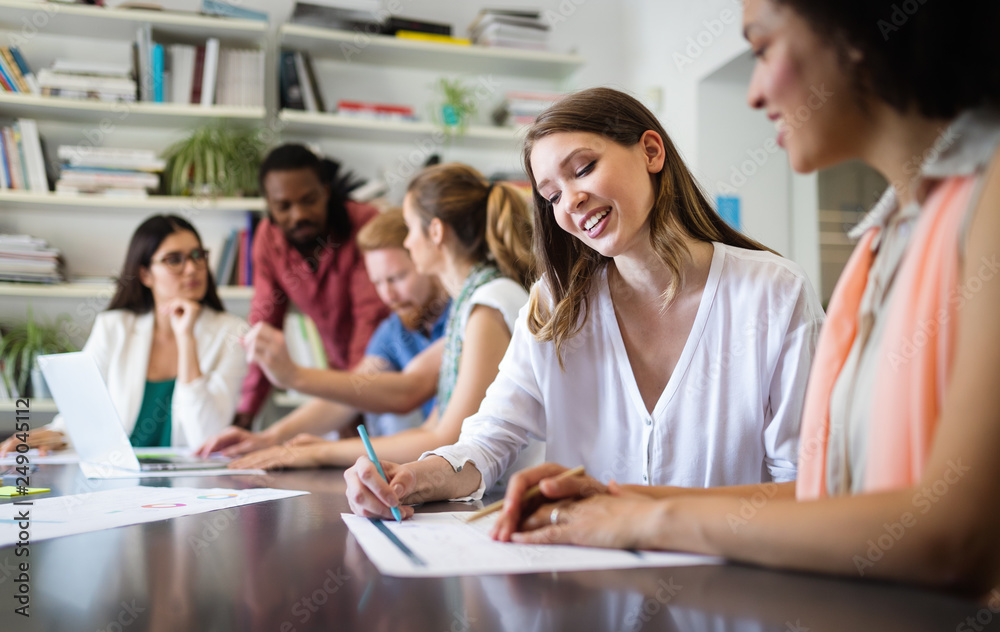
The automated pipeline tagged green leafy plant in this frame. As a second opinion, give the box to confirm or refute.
[434,77,479,138]
[162,125,266,197]
[0,307,76,397]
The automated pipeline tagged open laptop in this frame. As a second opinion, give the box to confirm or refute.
[37,352,230,476]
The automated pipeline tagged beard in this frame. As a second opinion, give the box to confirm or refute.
[394,302,426,331]
[284,221,321,249]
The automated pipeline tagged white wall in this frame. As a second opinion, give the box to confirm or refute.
[619,0,820,289]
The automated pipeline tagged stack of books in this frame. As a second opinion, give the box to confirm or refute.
[55,146,164,198]
[0,46,40,95]
[496,91,564,126]
[468,9,550,50]
[288,3,465,44]
[0,119,50,193]
[39,59,136,102]
[0,234,65,284]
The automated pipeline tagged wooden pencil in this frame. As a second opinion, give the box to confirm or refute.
[464,465,586,522]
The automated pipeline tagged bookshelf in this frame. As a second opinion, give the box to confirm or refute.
[279,23,584,80]
[278,110,526,149]
[0,281,254,300]
[0,190,265,213]
[0,2,270,319]
[0,0,266,44]
[0,92,265,126]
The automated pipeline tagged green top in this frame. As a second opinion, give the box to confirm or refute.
[128,379,175,448]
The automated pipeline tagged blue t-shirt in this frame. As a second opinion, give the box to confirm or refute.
[364,302,450,419]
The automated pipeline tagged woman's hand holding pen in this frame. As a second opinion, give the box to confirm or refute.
[490,462,609,542]
[241,322,299,389]
[344,456,418,521]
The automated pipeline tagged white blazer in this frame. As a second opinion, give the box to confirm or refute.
[52,308,249,448]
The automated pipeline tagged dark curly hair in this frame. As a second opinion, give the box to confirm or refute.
[258,144,364,246]
[772,0,1000,119]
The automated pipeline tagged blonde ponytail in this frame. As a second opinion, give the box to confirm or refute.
[484,182,535,289]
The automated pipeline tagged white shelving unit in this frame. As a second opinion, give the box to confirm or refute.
[0,92,264,126]
[0,0,267,45]
[278,109,526,149]
[279,23,584,80]
[0,281,253,300]
[0,191,265,213]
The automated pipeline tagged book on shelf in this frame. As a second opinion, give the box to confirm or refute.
[468,9,551,50]
[394,31,469,46]
[214,211,258,286]
[200,0,268,22]
[200,38,220,107]
[279,50,326,112]
[335,100,416,122]
[289,2,382,32]
[0,119,50,193]
[0,234,65,284]
[382,16,452,37]
[54,145,164,197]
[494,91,565,126]
[279,50,305,111]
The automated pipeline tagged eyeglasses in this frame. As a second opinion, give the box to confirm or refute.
[152,248,210,273]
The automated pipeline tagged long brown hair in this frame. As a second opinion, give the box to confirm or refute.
[406,163,535,289]
[107,214,225,314]
[523,87,773,364]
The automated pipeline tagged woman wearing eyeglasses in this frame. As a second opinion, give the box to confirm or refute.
[0,214,248,455]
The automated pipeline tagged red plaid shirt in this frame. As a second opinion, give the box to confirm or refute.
[237,201,389,416]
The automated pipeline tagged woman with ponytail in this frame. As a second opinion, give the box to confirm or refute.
[234,162,538,470]
[345,87,824,520]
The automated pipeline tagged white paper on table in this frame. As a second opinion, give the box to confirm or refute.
[0,486,308,546]
[342,512,723,578]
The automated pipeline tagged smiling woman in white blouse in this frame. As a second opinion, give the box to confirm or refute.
[344,87,824,523]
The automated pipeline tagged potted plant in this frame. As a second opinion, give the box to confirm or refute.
[162,125,266,197]
[434,77,478,138]
[0,307,77,398]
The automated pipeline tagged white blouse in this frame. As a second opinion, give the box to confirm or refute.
[426,243,825,498]
[52,308,249,448]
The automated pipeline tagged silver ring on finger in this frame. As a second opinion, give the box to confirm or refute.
[550,507,561,526]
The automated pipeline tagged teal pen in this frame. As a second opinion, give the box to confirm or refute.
[357,425,402,522]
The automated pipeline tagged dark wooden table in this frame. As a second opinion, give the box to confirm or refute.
[0,464,996,631]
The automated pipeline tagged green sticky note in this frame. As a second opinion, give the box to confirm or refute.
[0,486,51,497]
